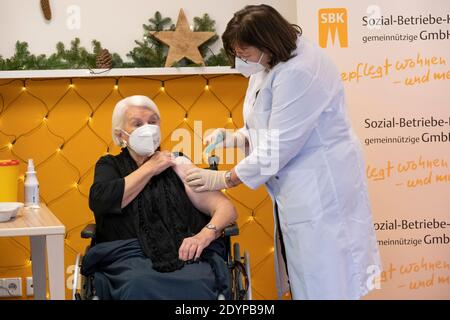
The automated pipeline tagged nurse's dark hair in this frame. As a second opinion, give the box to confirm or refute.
[222,4,302,68]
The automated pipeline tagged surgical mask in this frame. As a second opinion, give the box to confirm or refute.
[121,124,161,157]
[235,52,265,78]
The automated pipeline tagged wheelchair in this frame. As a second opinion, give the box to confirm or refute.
[72,155,252,300]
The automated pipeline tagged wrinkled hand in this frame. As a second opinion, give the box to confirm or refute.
[144,151,175,176]
[185,168,228,192]
[178,229,216,261]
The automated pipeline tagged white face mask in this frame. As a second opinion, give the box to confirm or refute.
[121,124,161,157]
[235,52,265,78]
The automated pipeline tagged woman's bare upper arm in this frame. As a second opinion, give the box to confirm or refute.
[172,156,229,215]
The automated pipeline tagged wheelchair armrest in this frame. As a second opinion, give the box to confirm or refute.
[81,224,96,239]
[223,224,239,237]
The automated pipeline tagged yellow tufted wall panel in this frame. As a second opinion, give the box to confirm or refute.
[0,74,279,300]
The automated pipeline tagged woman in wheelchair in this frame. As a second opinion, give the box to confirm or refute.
[83,95,238,300]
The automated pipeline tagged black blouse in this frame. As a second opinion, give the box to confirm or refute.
[89,155,136,243]
[89,149,227,273]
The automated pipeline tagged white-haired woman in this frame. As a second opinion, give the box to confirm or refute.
[84,95,237,300]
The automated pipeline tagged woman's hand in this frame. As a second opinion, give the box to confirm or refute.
[143,151,175,176]
[178,228,216,261]
[121,151,175,208]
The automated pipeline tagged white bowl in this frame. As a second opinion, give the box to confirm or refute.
[0,202,24,222]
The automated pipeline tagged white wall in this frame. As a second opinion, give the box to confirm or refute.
[0,0,297,61]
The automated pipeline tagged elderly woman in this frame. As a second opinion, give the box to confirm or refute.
[82,95,237,300]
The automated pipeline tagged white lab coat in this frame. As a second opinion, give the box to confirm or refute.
[235,37,381,300]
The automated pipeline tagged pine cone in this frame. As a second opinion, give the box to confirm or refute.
[41,0,52,21]
[96,49,113,69]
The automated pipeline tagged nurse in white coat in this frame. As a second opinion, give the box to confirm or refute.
[185,4,381,300]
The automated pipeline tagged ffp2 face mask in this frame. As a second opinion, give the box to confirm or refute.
[235,52,265,77]
[122,124,161,157]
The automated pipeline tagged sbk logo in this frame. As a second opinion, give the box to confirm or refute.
[318,8,349,48]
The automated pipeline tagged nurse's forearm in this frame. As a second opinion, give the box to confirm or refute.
[228,168,242,187]
[233,130,249,152]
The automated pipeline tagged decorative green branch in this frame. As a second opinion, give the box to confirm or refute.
[0,11,230,70]
[194,13,229,67]
[127,11,175,67]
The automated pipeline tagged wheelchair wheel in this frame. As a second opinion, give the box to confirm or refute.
[233,243,242,300]
[244,250,252,300]
[73,251,97,300]
[232,243,250,300]
[73,253,82,300]
[81,274,97,300]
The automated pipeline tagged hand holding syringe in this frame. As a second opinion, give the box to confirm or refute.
[204,130,225,156]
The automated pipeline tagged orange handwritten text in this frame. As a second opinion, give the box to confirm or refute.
[367,156,449,187]
[379,258,450,290]
[342,53,447,86]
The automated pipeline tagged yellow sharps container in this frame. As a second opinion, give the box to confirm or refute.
[0,159,20,202]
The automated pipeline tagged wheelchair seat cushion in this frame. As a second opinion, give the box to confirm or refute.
[81,238,231,300]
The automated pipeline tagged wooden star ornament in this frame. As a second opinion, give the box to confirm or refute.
[150,9,216,67]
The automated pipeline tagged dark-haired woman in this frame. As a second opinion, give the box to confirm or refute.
[185,5,381,300]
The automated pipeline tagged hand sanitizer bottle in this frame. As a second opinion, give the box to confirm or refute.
[24,159,40,208]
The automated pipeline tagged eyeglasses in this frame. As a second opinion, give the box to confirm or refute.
[236,56,249,64]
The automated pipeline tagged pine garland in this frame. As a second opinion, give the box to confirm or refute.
[0,39,124,70]
[194,13,229,67]
[127,11,175,67]
[0,11,230,70]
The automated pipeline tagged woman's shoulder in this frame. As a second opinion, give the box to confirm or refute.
[268,37,340,86]
[95,151,123,167]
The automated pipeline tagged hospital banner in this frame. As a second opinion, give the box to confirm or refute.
[298,0,450,299]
